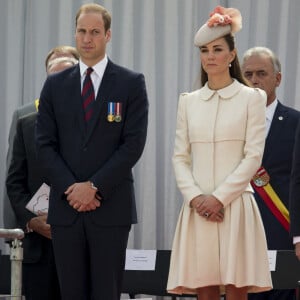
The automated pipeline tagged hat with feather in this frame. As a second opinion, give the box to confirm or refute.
[194,6,242,47]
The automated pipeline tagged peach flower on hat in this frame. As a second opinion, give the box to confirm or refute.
[194,6,242,47]
[207,6,242,33]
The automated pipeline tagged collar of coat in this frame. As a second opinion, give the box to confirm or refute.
[199,78,241,101]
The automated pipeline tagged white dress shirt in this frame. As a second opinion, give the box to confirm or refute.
[79,54,108,98]
[265,99,278,137]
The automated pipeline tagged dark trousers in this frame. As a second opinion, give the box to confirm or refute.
[51,213,131,300]
[248,289,296,300]
[23,239,61,300]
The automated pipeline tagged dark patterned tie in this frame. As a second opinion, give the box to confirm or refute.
[82,67,95,122]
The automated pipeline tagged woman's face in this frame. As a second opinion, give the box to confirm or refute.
[200,37,235,76]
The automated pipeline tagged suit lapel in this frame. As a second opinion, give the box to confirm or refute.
[64,66,86,135]
[84,60,116,144]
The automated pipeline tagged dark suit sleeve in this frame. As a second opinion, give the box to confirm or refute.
[6,118,35,229]
[3,109,20,229]
[35,77,76,196]
[4,104,37,228]
[90,73,149,197]
[290,122,300,237]
[7,110,20,166]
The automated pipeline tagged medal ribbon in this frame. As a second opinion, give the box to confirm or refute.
[251,167,290,231]
[115,103,121,116]
[108,102,113,114]
[108,102,115,116]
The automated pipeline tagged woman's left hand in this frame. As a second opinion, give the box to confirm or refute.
[195,194,224,222]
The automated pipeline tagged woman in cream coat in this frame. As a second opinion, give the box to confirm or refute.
[167,6,272,300]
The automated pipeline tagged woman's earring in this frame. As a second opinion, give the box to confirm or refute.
[229,63,232,68]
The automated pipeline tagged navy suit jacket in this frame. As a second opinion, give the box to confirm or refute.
[36,59,148,226]
[4,102,36,229]
[254,101,300,249]
[290,122,300,237]
[6,112,49,263]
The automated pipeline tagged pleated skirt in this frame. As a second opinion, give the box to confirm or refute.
[167,192,272,295]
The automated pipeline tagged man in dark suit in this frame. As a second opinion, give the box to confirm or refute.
[3,46,79,230]
[6,56,79,300]
[242,47,300,300]
[35,3,148,300]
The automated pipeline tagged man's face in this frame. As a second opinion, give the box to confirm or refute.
[75,12,111,66]
[46,52,76,73]
[242,54,281,106]
[48,62,74,75]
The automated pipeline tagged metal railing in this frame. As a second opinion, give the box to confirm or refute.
[0,229,24,300]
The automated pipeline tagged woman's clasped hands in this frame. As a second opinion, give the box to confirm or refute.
[190,194,224,222]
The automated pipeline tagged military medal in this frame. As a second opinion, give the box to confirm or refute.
[107,102,115,122]
[114,102,122,122]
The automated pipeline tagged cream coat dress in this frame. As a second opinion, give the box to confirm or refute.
[167,79,272,295]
